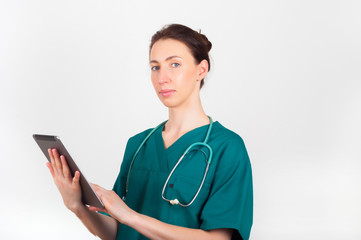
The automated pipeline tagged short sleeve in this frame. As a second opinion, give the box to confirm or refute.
[112,129,152,198]
[200,137,253,240]
[112,137,140,197]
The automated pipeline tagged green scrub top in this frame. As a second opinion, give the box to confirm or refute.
[112,121,253,240]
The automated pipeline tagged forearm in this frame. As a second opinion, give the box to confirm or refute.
[124,212,232,240]
[74,205,118,240]
[89,185,231,240]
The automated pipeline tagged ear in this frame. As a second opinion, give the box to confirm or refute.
[197,59,209,81]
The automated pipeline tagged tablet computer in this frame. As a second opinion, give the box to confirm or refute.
[33,134,104,209]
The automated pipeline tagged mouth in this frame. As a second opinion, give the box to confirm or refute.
[159,89,175,97]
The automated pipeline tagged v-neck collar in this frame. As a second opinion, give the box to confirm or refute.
[157,123,212,152]
[153,121,217,172]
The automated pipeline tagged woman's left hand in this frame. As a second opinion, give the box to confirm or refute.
[89,183,136,224]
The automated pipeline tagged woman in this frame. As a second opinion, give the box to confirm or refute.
[47,24,253,240]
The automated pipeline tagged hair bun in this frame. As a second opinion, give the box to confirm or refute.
[198,31,212,52]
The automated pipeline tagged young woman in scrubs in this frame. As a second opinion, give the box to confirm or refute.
[46,24,253,240]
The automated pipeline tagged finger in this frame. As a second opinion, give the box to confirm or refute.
[88,205,106,213]
[48,149,56,168]
[48,148,54,162]
[90,183,106,200]
[90,183,104,195]
[60,155,72,180]
[48,149,60,175]
[46,162,55,178]
[73,170,80,185]
[90,183,103,190]
[52,149,63,175]
[90,183,98,191]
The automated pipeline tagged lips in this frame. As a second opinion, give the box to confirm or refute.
[159,89,175,97]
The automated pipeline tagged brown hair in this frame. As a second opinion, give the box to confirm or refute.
[150,24,212,89]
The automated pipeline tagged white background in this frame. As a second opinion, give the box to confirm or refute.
[1,0,360,239]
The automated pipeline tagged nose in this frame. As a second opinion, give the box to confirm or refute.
[157,67,170,85]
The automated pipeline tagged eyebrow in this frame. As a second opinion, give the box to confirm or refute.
[149,55,182,64]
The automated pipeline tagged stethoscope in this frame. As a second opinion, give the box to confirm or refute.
[124,117,213,207]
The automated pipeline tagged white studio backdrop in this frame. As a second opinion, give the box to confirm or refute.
[1,0,360,239]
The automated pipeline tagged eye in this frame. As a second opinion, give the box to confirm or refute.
[171,63,180,68]
[151,66,159,71]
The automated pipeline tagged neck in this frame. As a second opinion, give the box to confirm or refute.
[165,96,209,133]
[161,93,210,149]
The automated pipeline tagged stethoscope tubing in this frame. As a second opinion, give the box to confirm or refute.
[125,120,167,196]
[125,117,213,207]
[161,149,210,207]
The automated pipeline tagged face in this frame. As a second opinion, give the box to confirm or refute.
[149,39,208,109]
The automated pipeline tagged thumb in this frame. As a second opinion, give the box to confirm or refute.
[88,205,106,213]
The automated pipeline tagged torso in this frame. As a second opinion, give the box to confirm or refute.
[113,121,253,240]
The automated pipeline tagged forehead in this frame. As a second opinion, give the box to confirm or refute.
[150,39,193,61]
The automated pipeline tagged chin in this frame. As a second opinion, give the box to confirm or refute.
[159,98,179,109]
[161,102,178,109]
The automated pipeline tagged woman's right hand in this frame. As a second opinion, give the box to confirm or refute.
[46,148,83,212]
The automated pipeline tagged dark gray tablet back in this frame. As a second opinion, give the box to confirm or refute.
[33,134,104,209]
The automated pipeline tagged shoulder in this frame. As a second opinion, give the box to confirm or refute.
[121,128,153,159]
[211,121,246,148]
[209,121,250,167]
[119,127,155,174]
[127,120,167,144]
[127,128,153,145]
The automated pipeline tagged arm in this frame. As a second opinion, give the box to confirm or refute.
[46,149,118,240]
[90,184,233,240]
[127,213,232,240]
[72,204,118,240]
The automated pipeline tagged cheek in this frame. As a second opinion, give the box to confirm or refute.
[171,70,187,84]
[150,73,157,87]
[179,70,197,87]
[181,65,198,80]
